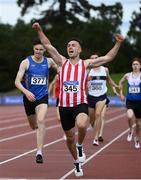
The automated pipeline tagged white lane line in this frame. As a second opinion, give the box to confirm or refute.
[0,107,124,124]
[0,115,57,124]
[0,123,28,131]
[0,137,63,165]
[0,113,126,166]
[59,128,129,180]
[0,124,61,143]
[0,113,126,143]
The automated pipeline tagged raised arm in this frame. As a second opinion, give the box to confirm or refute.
[86,34,124,68]
[32,22,64,66]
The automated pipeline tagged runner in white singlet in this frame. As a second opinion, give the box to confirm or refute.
[87,54,119,146]
[32,22,124,177]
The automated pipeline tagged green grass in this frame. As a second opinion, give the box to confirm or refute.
[107,73,127,95]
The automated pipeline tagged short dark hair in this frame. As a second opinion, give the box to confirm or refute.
[132,57,141,65]
[33,38,42,46]
[67,37,83,47]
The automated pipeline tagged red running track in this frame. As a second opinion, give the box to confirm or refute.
[0,105,141,179]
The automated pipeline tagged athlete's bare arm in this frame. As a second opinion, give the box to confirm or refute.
[85,34,124,68]
[106,68,120,96]
[48,75,57,95]
[32,23,65,66]
[15,60,36,102]
[119,73,129,100]
[47,57,58,70]
[106,68,118,87]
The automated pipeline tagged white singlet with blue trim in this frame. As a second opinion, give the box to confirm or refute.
[127,72,141,101]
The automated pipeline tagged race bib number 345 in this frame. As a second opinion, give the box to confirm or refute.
[31,77,47,85]
[63,81,79,92]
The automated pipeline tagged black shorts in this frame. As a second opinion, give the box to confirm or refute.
[126,99,141,118]
[56,98,59,107]
[23,94,48,116]
[88,94,109,108]
[59,103,88,131]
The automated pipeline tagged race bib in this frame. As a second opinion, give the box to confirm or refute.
[129,86,140,94]
[31,76,47,85]
[63,81,79,92]
[90,82,103,91]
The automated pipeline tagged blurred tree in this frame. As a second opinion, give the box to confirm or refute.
[127,1,141,57]
[17,0,94,25]
[0,20,36,92]
[0,1,137,92]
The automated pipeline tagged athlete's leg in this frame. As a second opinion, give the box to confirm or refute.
[134,117,141,148]
[127,109,135,130]
[99,105,107,140]
[76,112,88,163]
[27,115,38,130]
[76,113,88,145]
[93,99,106,145]
[35,104,48,153]
[65,127,83,176]
[135,118,141,139]
[56,106,60,121]
[126,109,135,141]
[88,107,95,127]
[65,128,77,160]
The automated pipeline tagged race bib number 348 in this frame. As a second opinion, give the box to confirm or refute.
[31,77,47,85]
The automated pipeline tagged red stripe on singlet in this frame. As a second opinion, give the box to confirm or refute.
[73,63,78,106]
[55,74,59,98]
[85,73,88,102]
[60,60,67,106]
[80,61,85,103]
[66,62,72,106]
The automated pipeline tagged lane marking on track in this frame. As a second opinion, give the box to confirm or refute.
[0,124,61,143]
[59,127,130,180]
[0,137,63,165]
[0,113,126,166]
[0,107,124,124]
[0,113,126,143]
[0,115,56,124]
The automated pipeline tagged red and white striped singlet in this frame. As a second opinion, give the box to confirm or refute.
[58,59,88,107]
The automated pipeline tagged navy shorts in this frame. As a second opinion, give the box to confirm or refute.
[23,94,48,116]
[126,99,141,118]
[59,103,88,131]
[88,94,109,108]
[56,98,59,107]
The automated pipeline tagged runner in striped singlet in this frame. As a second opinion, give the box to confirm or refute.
[32,22,124,177]
[119,57,141,149]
